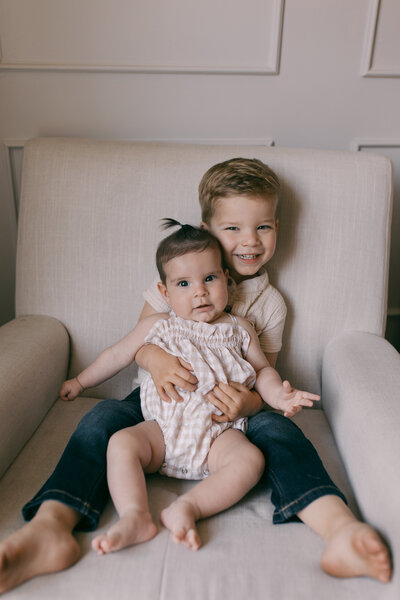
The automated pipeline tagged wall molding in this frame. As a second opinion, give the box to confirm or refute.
[3,140,26,149]
[0,0,284,76]
[3,137,274,147]
[3,141,24,218]
[350,138,400,151]
[361,0,400,78]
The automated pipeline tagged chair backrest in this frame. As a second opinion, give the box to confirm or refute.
[16,138,392,399]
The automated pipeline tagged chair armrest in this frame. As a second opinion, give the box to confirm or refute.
[0,315,69,478]
[322,331,400,546]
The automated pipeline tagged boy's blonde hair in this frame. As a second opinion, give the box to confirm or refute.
[198,157,280,224]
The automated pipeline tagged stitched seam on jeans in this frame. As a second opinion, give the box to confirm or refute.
[268,468,286,507]
[276,485,341,516]
[29,489,101,515]
[86,464,108,513]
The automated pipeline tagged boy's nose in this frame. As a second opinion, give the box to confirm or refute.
[242,230,258,246]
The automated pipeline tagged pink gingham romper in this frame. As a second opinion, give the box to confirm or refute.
[140,313,257,480]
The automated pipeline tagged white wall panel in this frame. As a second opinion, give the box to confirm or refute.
[361,0,400,77]
[0,0,283,74]
[0,0,399,347]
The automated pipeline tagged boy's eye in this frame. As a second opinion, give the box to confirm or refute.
[177,280,189,287]
[258,225,272,230]
[225,226,239,231]
[205,275,216,282]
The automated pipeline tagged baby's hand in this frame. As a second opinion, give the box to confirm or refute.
[60,377,84,402]
[279,380,320,417]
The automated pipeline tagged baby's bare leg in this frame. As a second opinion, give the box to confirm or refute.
[161,429,264,550]
[298,496,392,582]
[0,500,80,594]
[92,421,165,555]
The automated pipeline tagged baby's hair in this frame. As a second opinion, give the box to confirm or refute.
[198,157,280,224]
[156,218,224,284]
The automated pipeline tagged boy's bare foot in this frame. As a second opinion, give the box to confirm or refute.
[160,498,201,551]
[0,516,80,594]
[321,522,392,583]
[91,509,157,555]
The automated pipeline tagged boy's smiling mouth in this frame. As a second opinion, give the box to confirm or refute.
[235,253,261,263]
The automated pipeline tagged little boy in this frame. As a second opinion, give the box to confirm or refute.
[136,158,392,582]
[0,159,391,593]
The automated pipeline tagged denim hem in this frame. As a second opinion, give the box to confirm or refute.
[272,484,348,524]
[22,489,101,532]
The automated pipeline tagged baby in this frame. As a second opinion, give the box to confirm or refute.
[60,220,319,552]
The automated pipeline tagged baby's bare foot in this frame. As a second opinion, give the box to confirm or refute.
[0,516,80,594]
[92,509,157,555]
[321,522,392,583]
[161,498,201,551]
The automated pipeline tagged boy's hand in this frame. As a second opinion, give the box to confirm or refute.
[278,380,320,417]
[207,382,263,422]
[60,378,84,402]
[136,344,197,403]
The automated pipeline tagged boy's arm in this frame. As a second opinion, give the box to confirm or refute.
[208,319,269,422]
[135,302,198,403]
[211,318,319,420]
[208,383,263,422]
[265,352,278,368]
[138,301,158,321]
[242,320,320,416]
[60,314,165,401]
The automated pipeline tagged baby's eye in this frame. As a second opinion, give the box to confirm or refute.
[258,224,272,230]
[177,280,189,287]
[225,226,239,231]
[205,275,216,283]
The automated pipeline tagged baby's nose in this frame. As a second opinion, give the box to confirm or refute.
[194,283,207,296]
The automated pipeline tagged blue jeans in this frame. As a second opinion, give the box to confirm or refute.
[22,387,346,530]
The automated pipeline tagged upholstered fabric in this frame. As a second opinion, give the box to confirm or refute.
[1,138,398,599]
[322,331,400,572]
[0,315,68,478]
[0,397,386,600]
[15,139,392,397]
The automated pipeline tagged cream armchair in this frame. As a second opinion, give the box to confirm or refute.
[0,138,398,599]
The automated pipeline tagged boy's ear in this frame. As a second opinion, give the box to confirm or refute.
[200,221,209,230]
[157,281,170,305]
[275,219,279,233]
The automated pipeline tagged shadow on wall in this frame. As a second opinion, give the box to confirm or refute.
[386,314,400,352]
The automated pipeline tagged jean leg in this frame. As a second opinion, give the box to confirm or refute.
[22,387,143,531]
[246,411,347,524]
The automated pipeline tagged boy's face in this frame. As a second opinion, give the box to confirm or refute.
[158,247,229,323]
[203,195,278,283]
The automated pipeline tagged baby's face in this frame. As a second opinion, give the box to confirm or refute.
[158,247,228,323]
[204,194,278,283]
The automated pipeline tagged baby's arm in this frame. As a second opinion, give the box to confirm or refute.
[135,302,198,403]
[239,317,320,417]
[60,313,167,401]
